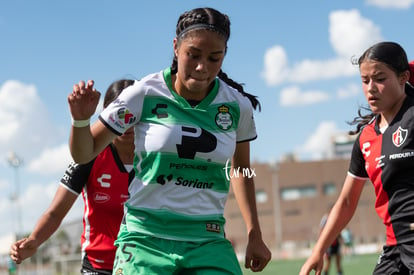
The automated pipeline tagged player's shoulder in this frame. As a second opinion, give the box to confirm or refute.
[216,79,254,110]
[127,70,170,97]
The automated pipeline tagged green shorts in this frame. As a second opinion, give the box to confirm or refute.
[113,224,242,275]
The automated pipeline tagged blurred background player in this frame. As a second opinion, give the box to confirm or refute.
[320,206,343,275]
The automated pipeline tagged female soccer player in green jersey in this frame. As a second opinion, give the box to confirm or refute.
[68,7,271,274]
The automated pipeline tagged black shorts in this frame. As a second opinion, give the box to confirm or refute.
[373,242,414,275]
[326,242,340,256]
[81,256,112,275]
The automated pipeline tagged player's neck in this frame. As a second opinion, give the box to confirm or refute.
[113,143,135,164]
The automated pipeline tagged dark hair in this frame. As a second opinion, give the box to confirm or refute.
[171,7,261,111]
[348,41,411,135]
[103,79,135,108]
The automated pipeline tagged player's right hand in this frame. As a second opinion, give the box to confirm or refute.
[299,253,324,275]
[68,80,101,120]
[10,238,38,264]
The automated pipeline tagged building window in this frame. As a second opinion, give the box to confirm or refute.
[256,190,268,203]
[323,182,337,195]
[280,185,317,200]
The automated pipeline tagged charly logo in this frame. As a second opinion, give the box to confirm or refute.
[215,105,233,130]
[361,142,371,158]
[97,173,111,188]
[392,126,408,147]
[152,103,168,119]
[117,107,136,124]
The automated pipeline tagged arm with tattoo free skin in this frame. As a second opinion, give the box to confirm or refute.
[231,142,272,272]
[299,175,366,275]
[68,80,116,164]
[10,186,77,264]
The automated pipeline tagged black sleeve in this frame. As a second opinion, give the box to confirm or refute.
[348,136,369,178]
[60,159,95,194]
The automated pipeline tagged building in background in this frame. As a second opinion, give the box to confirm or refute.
[224,133,384,258]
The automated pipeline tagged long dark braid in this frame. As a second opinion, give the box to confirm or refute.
[218,70,261,111]
[171,7,261,111]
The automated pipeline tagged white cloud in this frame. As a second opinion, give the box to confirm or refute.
[295,121,341,160]
[0,80,71,237]
[337,83,361,99]
[262,9,383,86]
[0,179,9,190]
[291,58,357,83]
[280,86,330,106]
[262,51,357,86]
[28,144,72,175]
[329,9,383,58]
[0,80,66,161]
[366,0,414,9]
[279,82,362,107]
[261,45,289,86]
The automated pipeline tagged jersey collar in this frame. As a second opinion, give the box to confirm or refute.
[163,67,219,109]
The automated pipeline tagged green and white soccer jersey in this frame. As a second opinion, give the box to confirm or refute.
[99,67,257,241]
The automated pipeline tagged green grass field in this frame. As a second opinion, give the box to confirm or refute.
[241,253,379,275]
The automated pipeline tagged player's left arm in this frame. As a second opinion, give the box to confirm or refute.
[231,141,271,272]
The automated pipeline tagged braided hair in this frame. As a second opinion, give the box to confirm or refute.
[171,7,261,111]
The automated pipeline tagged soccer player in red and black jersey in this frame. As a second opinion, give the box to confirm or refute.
[300,42,414,275]
[10,79,135,275]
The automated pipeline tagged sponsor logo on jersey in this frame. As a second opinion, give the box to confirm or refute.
[215,105,233,130]
[169,162,207,170]
[206,223,221,233]
[93,192,111,203]
[156,174,173,185]
[375,155,385,169]
[115,268,124,275]
[177,127,217,159]
[117,107,136,124]
[392,126,408,147]
[389,151,414,160]
[61,162,78,185]
[156,174,214,189]
[175,176,213,189]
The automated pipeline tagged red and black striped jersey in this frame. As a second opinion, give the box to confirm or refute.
[60,144,130,270]
[349,95,414,246]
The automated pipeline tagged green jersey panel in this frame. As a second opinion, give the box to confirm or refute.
[99,68,257,241]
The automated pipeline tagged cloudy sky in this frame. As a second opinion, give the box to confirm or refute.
[1,1,413,238]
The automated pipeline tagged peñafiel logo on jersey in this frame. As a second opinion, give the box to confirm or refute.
[215,105,233,130]
[392,126,408,147]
